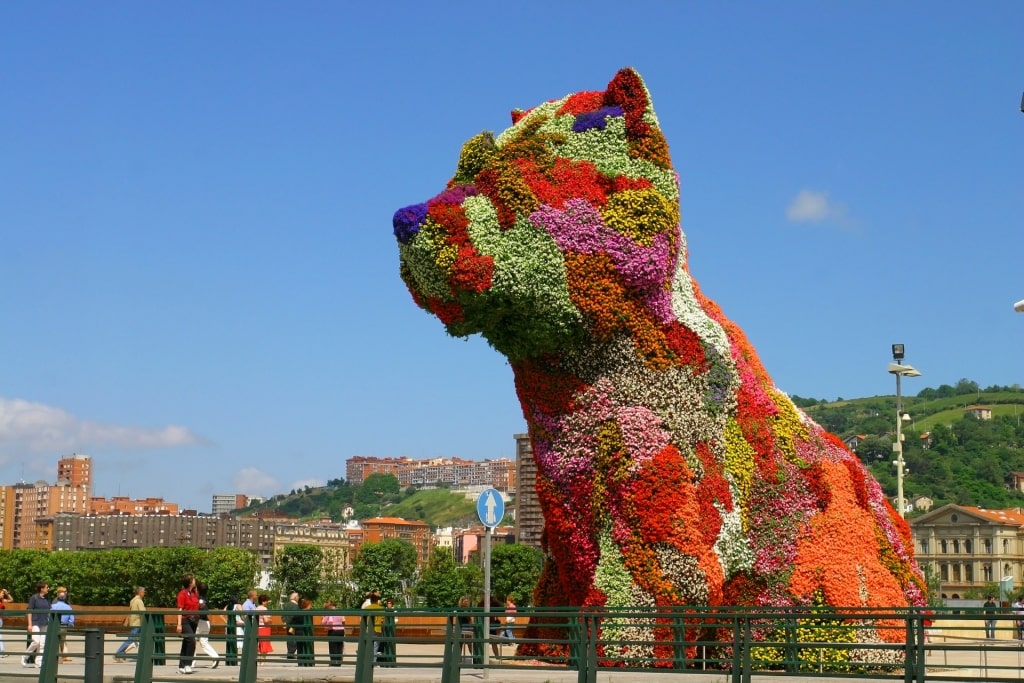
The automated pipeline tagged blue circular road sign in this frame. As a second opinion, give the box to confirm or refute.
[476,487,504,528]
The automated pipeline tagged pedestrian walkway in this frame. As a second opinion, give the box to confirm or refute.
[0,630,1019,682]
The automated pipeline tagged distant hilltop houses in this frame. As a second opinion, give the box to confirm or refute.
[0,437,540,572]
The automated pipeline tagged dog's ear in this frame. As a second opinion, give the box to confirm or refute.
[604,69,652,128]
[604,68,671,169]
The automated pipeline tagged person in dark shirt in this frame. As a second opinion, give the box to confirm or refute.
[284,592,300,659]
[22,582,49,668]
[984,595,998,639]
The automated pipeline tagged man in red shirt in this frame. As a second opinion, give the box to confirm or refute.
[175,574,199,674]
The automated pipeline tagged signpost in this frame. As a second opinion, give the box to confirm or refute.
[476,488,504,671]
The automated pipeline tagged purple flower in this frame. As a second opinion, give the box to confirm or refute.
[428,184,479,208]
[572,106,625,133]
[393,203,428,244]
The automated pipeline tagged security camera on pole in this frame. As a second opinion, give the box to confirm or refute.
[476,487,504,669]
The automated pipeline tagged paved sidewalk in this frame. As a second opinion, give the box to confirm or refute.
[0,632,1018,682]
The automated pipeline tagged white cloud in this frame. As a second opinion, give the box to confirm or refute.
[0,397,201,457]
[786,189,855,230]
[234,467,280,497]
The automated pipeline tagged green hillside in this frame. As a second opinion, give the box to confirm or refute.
[796,380,1024,513]
[243,476,482,528]
[382,489,478,527]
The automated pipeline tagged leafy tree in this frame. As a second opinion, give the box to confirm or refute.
[458,562,484,604]
[855,435,890,464]
[352,539,418,601]
[356,473,401,505]
[273,544,324,601]
[490,543,544,607]
[318,547,360,609]
[416,545,466,608]
[0,547,258,608]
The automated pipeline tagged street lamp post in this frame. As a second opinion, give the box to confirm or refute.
[889,344,921,518]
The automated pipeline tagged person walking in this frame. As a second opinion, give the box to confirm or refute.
[379,598,398,666]
[456,597,474,662]
[0,587,11,657]
[175,574,199,675]
[220,595,241,665]
[503,595,517,641]
[284,592,301,660]
[321,600,345,666]
[1013,595,1024,641]
[51,588,74,663]
[984,595,998,639]
[22,582,49,668]
[114,587,146,661]
[255,594,273,663]
[366,593,384,663]
[194,581,219,668]
[296,599,315,667]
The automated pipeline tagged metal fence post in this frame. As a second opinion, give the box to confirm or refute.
[237,613,259,683]
[36,614,61,681]
[83,627,104,683]
[132,612,157,683]
[354,612,375,683]
[441,614,460,683]
[742,614,752,683]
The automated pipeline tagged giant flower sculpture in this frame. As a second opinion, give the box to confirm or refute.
[393,68,924,655]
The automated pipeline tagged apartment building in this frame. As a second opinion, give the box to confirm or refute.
[90,496,179,516]
[514,433,542,550]
[49,512,278,568]
[346,455,515,491]
[350,516,432,566]
[212,493,251,515]
[3,454,93,549]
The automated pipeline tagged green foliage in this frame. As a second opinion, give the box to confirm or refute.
[801,385,1024,510]
[273,545,324,601]
[383,489,477,528]
[490,543,544,607]
[416,545,469,608]
[351,539,418,602]
[355,473,401,505]
[243,474,479,526]
[0,547,258,608]
[317,547,360,609]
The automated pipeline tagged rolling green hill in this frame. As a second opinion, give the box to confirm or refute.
[797,382,1024,513]
[381,488,478,527]
[243,479,483,528]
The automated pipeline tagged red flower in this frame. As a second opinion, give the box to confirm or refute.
[558,90,606,116]
[425,297,464,326]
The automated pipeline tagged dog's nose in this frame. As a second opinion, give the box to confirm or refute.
[393,202,428,244]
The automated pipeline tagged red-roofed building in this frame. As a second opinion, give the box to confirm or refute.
[352,517,433,566]
[910,504,1024,599]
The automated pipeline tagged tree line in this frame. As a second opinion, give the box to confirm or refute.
[274,539,543,609]
[0,539,544,611]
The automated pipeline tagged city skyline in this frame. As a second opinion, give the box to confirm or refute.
[1,3,1022,511]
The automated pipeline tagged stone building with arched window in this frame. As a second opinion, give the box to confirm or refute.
[910,504,1024,599]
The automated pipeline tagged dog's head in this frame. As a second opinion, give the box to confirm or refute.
[394,68,684,362]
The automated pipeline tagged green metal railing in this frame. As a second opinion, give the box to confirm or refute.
[2,605,1021,683]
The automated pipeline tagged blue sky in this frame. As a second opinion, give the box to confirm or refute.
[1,2,1021,511]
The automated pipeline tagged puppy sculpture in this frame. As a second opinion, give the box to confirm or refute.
[394,68,924,655]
